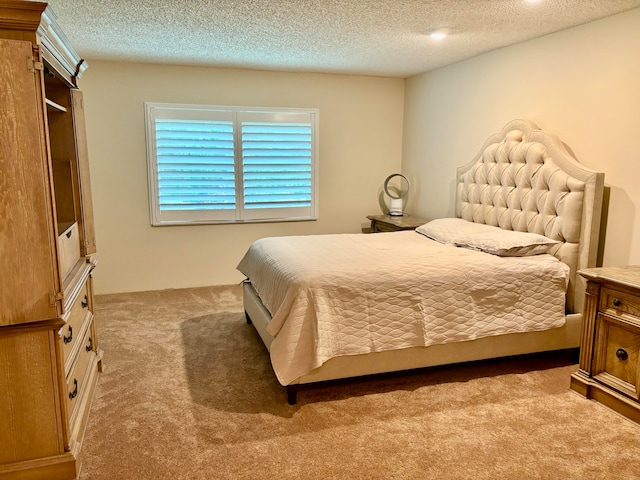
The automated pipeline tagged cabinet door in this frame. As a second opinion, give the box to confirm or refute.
[0,39,60,326]
[0,325,65,463]
[70,89,96,255]
[594,312,640,399]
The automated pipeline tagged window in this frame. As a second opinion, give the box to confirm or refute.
[144,103,319,225]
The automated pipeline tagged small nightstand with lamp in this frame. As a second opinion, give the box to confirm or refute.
[367,173,427,232]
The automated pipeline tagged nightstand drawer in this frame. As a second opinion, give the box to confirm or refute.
[600,287,640,318]
[375,222,404,232]
[594,312,640,399]
[367,214,427,233]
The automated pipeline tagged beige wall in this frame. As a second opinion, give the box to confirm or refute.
[79,63,405,293]
[403,8,640,268]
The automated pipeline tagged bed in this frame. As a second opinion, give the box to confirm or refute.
[237,119,605,404]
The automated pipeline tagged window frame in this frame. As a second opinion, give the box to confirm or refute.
[144,102,319,226]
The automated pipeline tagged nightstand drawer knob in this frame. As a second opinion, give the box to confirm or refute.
[613,298,622,307]
[616,348,629,361]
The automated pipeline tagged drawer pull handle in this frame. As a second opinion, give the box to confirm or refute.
[63,326,73,344]
[616,348,629,361]
[69,378,78,399]
[613,298,622,307]
[86,336,93,352]
[81,295,89,308]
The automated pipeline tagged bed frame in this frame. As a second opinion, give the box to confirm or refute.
[243,119,605,404]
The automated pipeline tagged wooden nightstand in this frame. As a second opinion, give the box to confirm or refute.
[570,266,640,423]
[367,214,428,233]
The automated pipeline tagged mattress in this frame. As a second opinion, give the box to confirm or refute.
[237,231,570,385]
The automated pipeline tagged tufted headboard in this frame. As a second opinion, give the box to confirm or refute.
[456,119,604,314]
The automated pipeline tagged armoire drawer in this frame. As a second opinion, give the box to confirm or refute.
[58,222,80,280]
[60,281,92,374]
[594,312,640,400]
[65,321,97,423]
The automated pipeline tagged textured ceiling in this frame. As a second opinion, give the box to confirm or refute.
[44,0,640,78]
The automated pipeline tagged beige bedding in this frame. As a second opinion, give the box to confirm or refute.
[237,230,570,385]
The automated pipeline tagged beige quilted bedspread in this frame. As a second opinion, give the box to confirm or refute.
[237,231,570,385]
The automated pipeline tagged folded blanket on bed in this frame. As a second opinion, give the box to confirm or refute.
[237,231,570,385]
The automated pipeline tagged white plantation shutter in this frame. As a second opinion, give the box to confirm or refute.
[239,111,315,220]
[145,104,318,225]
[156,119,235,210]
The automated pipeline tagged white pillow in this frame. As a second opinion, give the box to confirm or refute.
[415,218,559,257]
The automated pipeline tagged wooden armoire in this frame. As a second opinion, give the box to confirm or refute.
[0,2,102,479]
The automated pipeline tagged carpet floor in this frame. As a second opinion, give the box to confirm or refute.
[78,284,640,479]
